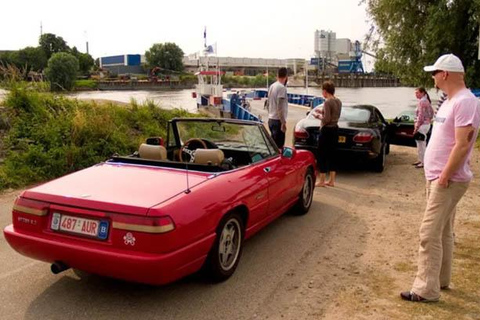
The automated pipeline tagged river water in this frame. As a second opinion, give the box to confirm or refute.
[0,87,441,119]
[72,87,442,119]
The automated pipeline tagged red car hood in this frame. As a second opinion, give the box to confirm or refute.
[23,163,211,216]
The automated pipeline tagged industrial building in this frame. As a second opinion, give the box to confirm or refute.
[313,29,364,73]
[182,56,306,76]
[99,54,144,75]
[99,53,308,77]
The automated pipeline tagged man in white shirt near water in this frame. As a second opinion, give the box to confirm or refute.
[267,67,288,149]
[401,54,480,303]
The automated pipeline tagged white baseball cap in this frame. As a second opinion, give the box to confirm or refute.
[424,54,465,73]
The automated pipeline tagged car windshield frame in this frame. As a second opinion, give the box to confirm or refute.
[169,118,280,161]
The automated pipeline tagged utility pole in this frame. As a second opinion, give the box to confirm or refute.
[305,60,308,95]
[266,65,269,89]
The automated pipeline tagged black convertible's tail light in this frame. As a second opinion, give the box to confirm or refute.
[353,132,373,143]
[294,128,309,140]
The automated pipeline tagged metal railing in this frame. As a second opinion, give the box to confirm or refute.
[254,89,324,109]
[223,98,261,122]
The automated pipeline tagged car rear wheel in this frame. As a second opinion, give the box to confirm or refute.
[293,168,314,215]
[372,144,386,173]
[205,213,244,282]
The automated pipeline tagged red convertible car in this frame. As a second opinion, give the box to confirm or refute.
[4,118,316,285]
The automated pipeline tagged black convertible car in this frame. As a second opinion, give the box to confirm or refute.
[388,109,432,147]
[293,104,390,172]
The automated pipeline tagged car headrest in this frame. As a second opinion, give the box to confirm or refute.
[194,149,225,166]
[138,143,167,160]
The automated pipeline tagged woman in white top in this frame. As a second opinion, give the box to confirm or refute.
[413,87,434,168]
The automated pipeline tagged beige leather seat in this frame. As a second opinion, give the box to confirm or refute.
[138,143,167,160]
[193,149,225,166]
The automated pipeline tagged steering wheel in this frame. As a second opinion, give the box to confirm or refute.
[179,138,208,162]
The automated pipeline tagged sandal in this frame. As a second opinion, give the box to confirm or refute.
[400,291,438,303]
[412,161,422,166]
[415,163,424,168]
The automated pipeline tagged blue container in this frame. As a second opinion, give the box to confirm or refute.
[338,60,355,73]
[126,54,141,66]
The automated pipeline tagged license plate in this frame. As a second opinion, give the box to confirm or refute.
[51,213,109,240]
[338,136,346,143]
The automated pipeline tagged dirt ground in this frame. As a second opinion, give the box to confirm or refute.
[1,98,479,319]
[2,146,479,319]
[253,145,480,320]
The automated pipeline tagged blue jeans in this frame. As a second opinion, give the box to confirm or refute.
[268,119,285,149]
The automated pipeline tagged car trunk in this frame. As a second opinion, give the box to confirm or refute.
[22,163,211,216]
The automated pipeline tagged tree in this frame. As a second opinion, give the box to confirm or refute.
[145,42,184,73]
[69,46,94,76]
[77,52,94,76]
[364,0,480,87]
[39,33,70,60]
[45,52,79,91]
[17,47,47,72]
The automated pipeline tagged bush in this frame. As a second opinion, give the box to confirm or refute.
[45,52,79,91]
[0,85,194,190]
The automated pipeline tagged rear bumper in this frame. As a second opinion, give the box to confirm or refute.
[3,224,215,285]
[295,144,378,160]
[337,148,379,160]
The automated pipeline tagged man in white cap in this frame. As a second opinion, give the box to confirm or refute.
[401,54,480,302]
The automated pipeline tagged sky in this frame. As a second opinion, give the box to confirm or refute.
[1,0,373,63]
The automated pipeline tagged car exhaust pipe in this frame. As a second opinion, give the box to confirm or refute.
[51,261,70,274]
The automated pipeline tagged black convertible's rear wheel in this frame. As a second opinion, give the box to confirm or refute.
[372,143,386,173]
[205,212,244,282]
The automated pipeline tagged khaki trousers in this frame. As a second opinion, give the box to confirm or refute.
[412,179,469,300]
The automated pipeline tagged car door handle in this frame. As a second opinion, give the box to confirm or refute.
[263,167,271,173]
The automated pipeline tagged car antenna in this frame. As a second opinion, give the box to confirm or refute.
[185,156,191,194]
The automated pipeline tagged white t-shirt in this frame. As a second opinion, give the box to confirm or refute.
[267,81,288,123]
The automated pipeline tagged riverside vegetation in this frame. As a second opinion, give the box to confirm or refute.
[0,82,194,191]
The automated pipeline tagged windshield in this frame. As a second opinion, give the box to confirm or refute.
[339,107,371,122]
[307,105,371,123]
[175,120,278,160]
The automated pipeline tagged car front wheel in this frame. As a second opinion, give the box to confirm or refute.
[205,212,244,282]
[293,168,314,215]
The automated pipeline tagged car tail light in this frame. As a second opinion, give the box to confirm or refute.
[353,132,373,143]
[294,128,309,139]
[113,216,175,234]
[13,197,49,216]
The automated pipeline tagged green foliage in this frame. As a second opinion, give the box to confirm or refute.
[45,52,79,91]
[179,73,197,84]
[0,47,47,74]
[145,42,185,72]
[0,85,194,190]
[0,33,90,80]
[15,47,47,72]
[39,33,69,60]
[365,0,480,87]
[69,46,94,76]
[74,79,98,89]
[221,75,271,88]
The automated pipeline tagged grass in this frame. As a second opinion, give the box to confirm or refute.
[74,79,98,90]
[327,219,480,319]
[390,222,480,319]
[0,84,194,190]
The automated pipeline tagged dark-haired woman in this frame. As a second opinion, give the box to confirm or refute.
[413,87,434,168]
[313,81,342,187]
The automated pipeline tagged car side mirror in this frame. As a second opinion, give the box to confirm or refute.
[400,115,410,122]
[282,147,295,159]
